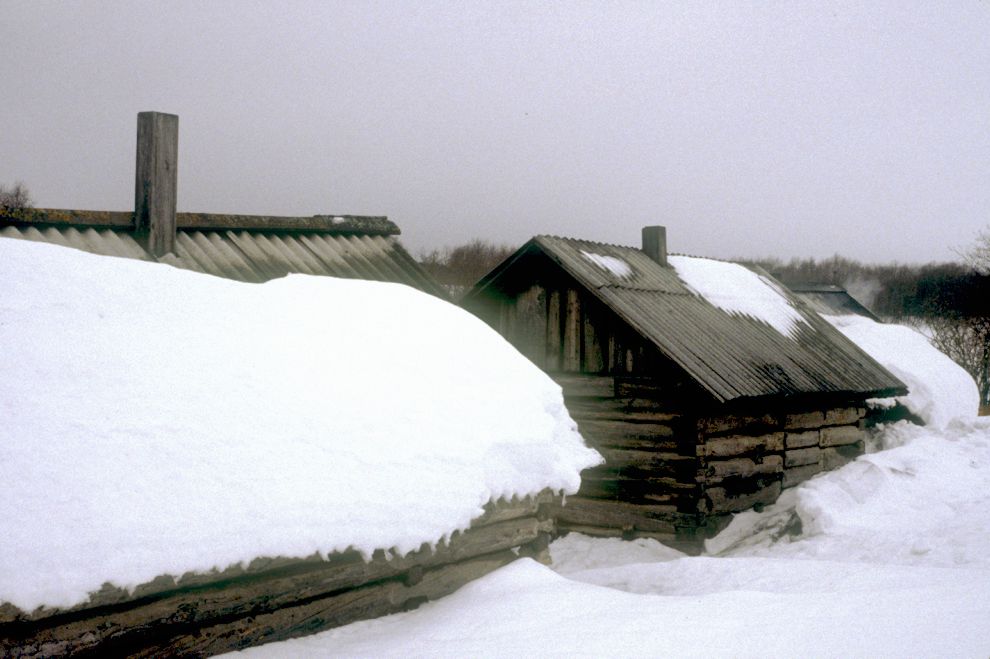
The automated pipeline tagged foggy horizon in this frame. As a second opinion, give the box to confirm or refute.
[2,1,988,265]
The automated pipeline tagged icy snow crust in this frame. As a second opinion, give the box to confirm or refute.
[0,238,601,612]
[669,255,808,338]
[825,314,980,426]
[579,250,633,279]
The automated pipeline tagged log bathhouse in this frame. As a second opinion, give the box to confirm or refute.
[462,227,907,552]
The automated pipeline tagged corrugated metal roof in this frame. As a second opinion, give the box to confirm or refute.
[472,235,906,402]
[787,284,881,321]
[0,210,446,298]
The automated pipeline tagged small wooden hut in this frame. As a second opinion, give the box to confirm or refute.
[462,227,907,552]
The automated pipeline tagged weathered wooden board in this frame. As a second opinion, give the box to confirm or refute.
[783,462,824,489]
[784,446,822,468]
[571,419,687,452]
[705,481,782,514]
[820,425,862,447]
[563,289,581,371]
[704,455,783,481]
[824,407,865,427]
[701,432,784,458]
[545,289,562,371]
[552,497,695,534]
[513,285,547,367]
[783,410,826,431]
[552,374,614,399]
[821,441,865,470]
[785,429,820,449]
[698,412,779,436]
[134,112,178,256]
[1,495,557,658]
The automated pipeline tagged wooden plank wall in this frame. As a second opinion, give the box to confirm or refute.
[1,493,557,658]
[496,279,657,376]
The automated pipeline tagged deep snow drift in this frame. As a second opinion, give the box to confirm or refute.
[826,313,979,426]
[230,315,990,657]
[0,237,601,612]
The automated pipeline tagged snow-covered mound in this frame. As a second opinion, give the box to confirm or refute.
[0,238,601,613]
[825,314,979,426]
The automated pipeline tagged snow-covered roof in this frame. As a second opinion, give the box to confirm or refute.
[466,236,907,402]
[824,314,980,427]
[0,207,447,296]
[0,237,601,613]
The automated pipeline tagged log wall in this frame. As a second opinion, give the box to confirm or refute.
[552,373,869,553]
[0,493,557,658]
[550,374,712,553]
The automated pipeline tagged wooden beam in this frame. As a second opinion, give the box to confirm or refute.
[135,112,179,256]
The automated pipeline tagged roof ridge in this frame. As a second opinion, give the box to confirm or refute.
[534,234,643,251]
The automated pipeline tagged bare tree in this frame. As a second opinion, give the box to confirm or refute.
[0,181,33,211]
[419,239,517,298]
[964,226,990,275]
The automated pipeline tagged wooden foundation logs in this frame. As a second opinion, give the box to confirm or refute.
[0,492,557,658]
[553,374,871,548]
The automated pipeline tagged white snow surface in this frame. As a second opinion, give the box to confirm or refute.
[825,314,980,426]
[228,417,990,659]
[0,238,601,612]
[669,255,808,338]
[227,308,990,658]
[579,250,632,279]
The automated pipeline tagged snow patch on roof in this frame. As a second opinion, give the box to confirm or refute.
[0,237,601,612]
[669,255,808,337]
[580,250,633,279]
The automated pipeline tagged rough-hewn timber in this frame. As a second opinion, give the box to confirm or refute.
[553,373,869,550]
[0,492,557,658]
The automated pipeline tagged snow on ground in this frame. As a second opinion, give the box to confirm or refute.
[669,255,808,338]
[230,416,990,659]
[231,316,990,658]
[826,314,980,426]
[0,238,601,612]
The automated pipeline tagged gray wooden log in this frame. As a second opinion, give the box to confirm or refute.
[783,462,824,488]
[704,481,782,514]
[783,410,826,430]
[704,455,783,481]
[562,289,581,371]
[1,512,551,657]
[824,407,865,426]
[820,425,863,447]
[821,441,864,470]
[552,497,692,533]
[785,429,820,449]
[551,373,615,398]
[134,111,178,256]
[784,446,822,468]
[594,447,697,475]
[545,289,562,371]
[698,412,779,436]
[513,285,547,366]
[701,432,784,457]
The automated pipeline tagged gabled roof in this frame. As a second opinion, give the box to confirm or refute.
[468,235,906,403]
[786,283,882,321]
[0,208,446,297]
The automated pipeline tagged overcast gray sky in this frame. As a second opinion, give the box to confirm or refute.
[2,1,988,263]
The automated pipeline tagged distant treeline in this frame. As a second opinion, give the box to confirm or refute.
[418,240,517,298]
[748,255,987,320]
